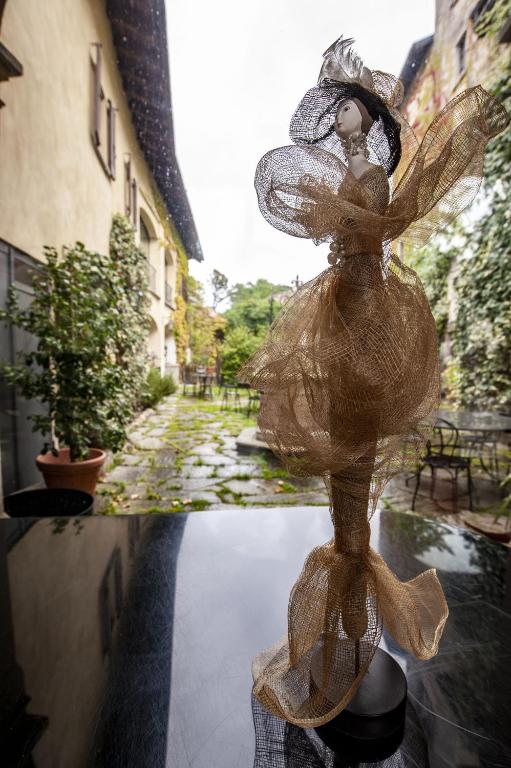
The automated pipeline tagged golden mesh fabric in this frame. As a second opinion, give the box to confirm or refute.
[236,83,509,729]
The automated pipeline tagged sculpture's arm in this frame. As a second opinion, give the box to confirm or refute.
[389,85,509,247]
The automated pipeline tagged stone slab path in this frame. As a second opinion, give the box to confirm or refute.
[95,393,329,514]
[96,391,510,545]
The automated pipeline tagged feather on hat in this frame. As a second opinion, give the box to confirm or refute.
[317,36,404,108]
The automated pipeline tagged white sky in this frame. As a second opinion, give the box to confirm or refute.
[166,1,435,302]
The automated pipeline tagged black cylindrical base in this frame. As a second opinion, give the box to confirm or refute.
[314,647,407,761]
[4,488,94,517]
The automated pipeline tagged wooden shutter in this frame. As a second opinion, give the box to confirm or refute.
[131,178,138,229]
[107,100,117,178]
[112,107,117,177]
[124,156,131,216]
[92,44,102,147]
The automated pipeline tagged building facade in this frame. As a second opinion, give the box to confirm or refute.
[400,0,511,138]
[397,0,510,377]
[0,0,202,494]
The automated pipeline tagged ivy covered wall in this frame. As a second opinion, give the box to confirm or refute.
[407,1,511,410]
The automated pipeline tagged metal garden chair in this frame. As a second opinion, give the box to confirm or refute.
[411,418,474,512]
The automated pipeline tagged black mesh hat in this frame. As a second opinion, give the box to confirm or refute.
[289,37,404,176]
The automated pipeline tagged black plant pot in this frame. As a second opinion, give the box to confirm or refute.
[4,488,94,517]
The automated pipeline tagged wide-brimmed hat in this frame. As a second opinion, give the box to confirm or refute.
[289,37,407,176]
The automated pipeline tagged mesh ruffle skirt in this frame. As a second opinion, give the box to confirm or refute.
[237,85,510,727]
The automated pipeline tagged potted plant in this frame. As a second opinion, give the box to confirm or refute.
[0,215,151,499]
[462,470,511,543]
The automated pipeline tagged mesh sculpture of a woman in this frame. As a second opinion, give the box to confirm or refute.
[236,36,510,728]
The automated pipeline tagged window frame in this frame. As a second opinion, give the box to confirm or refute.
[90,42,116,180]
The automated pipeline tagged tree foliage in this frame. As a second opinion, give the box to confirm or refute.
[219,278,291,382]
[220,325,268,383]
[223,279,290,334]
[210,269,232,310]
[187,274,226,365]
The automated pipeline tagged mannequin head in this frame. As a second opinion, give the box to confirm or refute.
[290,80,403,175]
[334,100,362,138]
[335,97,375,139]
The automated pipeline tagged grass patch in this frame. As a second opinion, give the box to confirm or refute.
[261,465,289,480]
[251,453,290,481]
[380,496,402,514]
[189,498,211,511]
[99,500,121,515]
[144,497,212,513]
[109,452,124,469]
[278,481,297,493]
[215,487,232,504]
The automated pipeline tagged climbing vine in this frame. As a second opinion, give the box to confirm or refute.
[450,1,511,409]
[404,1,511,410]
[150,181,191,366]
[404,236,455,341]
[173,250,190,367]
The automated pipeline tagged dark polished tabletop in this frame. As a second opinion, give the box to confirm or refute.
[1,506,510,768]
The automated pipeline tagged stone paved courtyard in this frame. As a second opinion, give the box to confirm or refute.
[95,392,511,543]
[95,392,328,514]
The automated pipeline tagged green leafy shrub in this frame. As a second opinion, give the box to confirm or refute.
[220,325,268,383]
[0,214,151,460]
[139,368,177,408]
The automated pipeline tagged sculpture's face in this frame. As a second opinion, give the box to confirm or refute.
[335,99,362,138]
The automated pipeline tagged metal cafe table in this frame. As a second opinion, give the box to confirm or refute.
[436,408,511,479]
[1,506,510,766]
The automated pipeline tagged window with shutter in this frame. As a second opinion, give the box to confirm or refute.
[90,43,116,180]
[91,43,103,148]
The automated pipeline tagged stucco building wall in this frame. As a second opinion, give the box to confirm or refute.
[0,0,179,375]
[402,0,506,138]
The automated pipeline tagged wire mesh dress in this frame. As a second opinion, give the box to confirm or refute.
[236,38,510,729]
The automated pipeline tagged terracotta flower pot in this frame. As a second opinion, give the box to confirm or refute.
[464,520,511,543]
[35,448,106,496]
[461,511,511,543]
